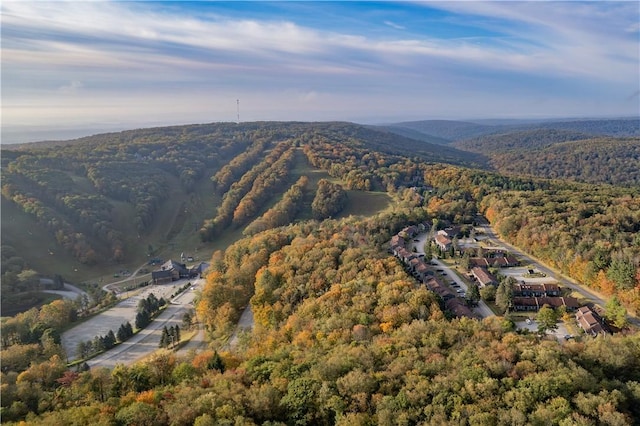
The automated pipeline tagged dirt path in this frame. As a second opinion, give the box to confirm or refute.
[228,305,254,350]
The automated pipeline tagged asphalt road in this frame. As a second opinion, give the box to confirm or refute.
[479,225,604,304]
[478,224,640,328]
[431,258,495,319]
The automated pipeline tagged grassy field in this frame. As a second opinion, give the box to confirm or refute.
[339,190,392,218]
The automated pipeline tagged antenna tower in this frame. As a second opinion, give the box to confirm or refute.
[236,99,240,124]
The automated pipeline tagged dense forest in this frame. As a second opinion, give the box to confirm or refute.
[388,118,640,142]
[1,119,640,424]
[386,118,640,187]
[488,138,640,186]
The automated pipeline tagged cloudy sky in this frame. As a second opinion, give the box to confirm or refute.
[2,1,639,143]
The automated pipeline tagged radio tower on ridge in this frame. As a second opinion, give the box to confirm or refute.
[236,99,240,124]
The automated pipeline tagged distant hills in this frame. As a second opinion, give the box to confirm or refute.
[385,117,640,141]
[383,117,640,186]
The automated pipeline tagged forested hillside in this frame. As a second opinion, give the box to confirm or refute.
[3,179,640,425]
[388,119,640,187]
[1,121,477,314]
[2,119,640,424]
[452,129,592,153]
[489,137,640,186]
[387,120,497,141]
[388,117,640,143]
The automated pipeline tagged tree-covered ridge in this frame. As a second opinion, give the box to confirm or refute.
[452,129,593,153]
[305,122,485,167]
[489,137,640,186]
[243,176,309,236]
[387,119,497,141]
[3,121,481,270]
[0,124,280,266]
[388,117,640,142]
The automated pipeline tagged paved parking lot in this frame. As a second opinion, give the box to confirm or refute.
[500,267,553,283]
[61,279,196,361]
[515,319,572,341]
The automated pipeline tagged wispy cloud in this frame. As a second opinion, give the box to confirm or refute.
[384,20,405,30]
[58,80,83,94]
[1,1,637,139]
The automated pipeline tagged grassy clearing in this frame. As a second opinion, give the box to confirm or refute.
[338,190,392,218]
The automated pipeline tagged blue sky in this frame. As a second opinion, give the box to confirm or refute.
[2,1,639,142]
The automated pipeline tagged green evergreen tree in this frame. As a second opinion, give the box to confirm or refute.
[466,283,481,306]
[159,326,169,348]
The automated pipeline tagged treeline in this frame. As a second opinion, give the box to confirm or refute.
[135,293,166,330]
[197,229,296,340]
[243,176,309,236]
[199,141,295,240]
[232,146,296,226]
[1,287,117,370]
[453,128,592,153]
[311,179,348,220]
[211,138,272,193]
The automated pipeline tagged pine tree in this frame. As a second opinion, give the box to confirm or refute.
[117,324,127,342]
[125,321,134,337]
[495,281,513,314]
[171,325,180,347]
[159,326,169,348]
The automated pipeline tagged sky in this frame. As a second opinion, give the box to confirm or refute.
[2,1,639,143]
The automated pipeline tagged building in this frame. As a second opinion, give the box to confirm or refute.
[512,283,561,298]
[434,234,452,251]
[576,306,608,336]
[151,259,189,284]
[471,266,498,287]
